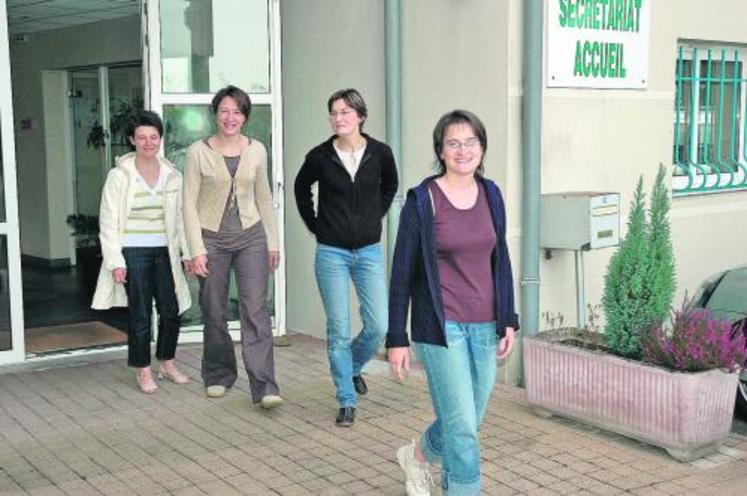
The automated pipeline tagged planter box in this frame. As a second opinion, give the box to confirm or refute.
[523,330,739,461]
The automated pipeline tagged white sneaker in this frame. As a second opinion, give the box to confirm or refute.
[206,385,226,398]
[397,440,433,496]
[260,395,283,409]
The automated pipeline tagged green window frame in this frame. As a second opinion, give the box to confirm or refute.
[673,44,747,195]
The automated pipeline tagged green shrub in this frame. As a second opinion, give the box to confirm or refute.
[602,165,676,358]
[647,165,676,321]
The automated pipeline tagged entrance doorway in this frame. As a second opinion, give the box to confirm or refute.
[6,5,143,355]
[23,62,144,355]
[2,0,285,363]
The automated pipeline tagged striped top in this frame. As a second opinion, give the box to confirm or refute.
[122,167,167,247]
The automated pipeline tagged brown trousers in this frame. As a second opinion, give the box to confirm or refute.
[199,223,279,402]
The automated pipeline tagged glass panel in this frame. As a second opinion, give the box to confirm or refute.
[673,59,692,172]
[697,58,742,170]
[159,0,270,94]
[705,267,747,321]
[108,65,144,166]
[0,125,5,222]
[71,69,106,216]
[162,104,273,328]
[163,104,271,170]
[0,236,11,351]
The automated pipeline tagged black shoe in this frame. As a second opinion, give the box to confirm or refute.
[353,375,368,395]
[335,407,355,427]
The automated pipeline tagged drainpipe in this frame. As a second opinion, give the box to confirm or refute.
[385,0,403,273]
[521,1,543,341]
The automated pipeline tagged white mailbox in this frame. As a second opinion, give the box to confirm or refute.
[541,192,620,251]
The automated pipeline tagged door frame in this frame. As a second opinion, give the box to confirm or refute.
[0,0,27,365]
[143,0,286,338]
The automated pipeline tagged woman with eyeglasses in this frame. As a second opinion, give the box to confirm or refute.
[92,110,192,395]
[183,85,282,409]
[294,88,398,427]
[386,110,518,496]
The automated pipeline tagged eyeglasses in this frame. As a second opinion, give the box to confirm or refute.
[444,138,481,151]
[328,109,357,119]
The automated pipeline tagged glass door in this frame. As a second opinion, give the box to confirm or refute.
[143,0,285,339]
[108,65,144,164]
[0,0,26,364]
[70,68,106,216]
[70,64,143,218]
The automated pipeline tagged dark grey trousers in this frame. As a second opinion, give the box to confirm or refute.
[199,224,279,402]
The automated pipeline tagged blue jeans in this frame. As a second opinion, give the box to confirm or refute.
[122,247,180,368]
[414,321,497,496]
[315,243,388,407]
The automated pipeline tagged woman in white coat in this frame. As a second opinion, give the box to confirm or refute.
[92,111,191,394]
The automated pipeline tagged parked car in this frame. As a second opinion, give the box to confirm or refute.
[691,265,747,418]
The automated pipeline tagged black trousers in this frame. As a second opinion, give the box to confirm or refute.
[123,247,180,367]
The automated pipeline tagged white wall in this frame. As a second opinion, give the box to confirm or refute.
[280,0,747,382]
[400,0,510,192]
[521,0,747,332]
[41,71,75,262]
[281,0,386,339]
[10,16,140,262]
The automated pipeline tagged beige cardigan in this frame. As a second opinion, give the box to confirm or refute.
[91,153,191,314]
[183,139,279,257]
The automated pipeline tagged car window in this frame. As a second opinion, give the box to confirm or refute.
[705,267,747,321]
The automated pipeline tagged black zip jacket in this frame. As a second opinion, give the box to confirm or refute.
[294,134,399,249]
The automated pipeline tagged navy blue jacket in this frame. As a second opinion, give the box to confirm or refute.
[386,175,519,348]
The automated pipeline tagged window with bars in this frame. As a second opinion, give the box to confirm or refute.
[672,44,747,195]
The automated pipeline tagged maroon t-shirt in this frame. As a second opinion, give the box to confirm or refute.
[430,181,497,323]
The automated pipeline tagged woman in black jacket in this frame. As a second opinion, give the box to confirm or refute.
[294,88,398,427]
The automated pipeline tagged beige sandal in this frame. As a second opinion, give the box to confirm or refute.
[136,370,158,394]
[157,367,191,384]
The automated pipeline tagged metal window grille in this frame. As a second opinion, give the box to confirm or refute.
[673,45,747,195]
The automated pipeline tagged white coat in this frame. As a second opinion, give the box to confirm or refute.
[91,152,191,314]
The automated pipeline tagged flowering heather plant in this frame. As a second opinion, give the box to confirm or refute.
[642,303,746,373]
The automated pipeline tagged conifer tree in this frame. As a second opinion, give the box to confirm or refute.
[603,178,650,357]
[602,167,676,358]
[647,164,676,323]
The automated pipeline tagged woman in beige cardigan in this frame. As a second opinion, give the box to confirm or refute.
[183,85,282,408]
[93,110,192,394]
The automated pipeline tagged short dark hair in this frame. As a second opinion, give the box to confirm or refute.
[211,85,252,120]
[432,109,488,175]
[126,110,163,142]
[327,88,368,129]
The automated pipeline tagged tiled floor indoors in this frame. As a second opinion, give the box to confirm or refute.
[1,334,746,495]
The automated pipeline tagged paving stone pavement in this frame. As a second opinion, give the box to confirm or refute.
[1,333,746,495]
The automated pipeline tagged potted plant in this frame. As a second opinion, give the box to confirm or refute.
[66,214,101,294]
[523,165,745,461]
[87,96,144,150]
